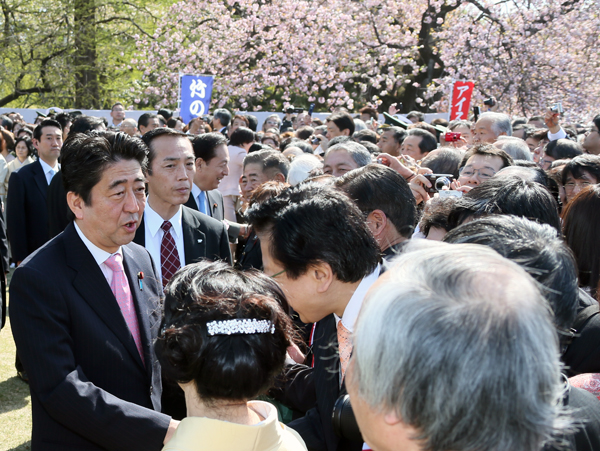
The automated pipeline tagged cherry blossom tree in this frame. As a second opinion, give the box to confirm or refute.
[134,0,599,120]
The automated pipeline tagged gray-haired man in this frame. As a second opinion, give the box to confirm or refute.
[348,240,571,451]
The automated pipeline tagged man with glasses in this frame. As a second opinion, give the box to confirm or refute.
[457,144,514,189]
[561,154,600,204]
[583,115,600,155]
[247,183,381,451]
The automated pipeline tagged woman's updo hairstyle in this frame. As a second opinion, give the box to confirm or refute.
[155,260,294,402]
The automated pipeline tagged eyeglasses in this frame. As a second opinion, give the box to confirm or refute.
[564,180,592,192]
[266,121,279,125]
[459,167,496,180]
[270,269,287,279]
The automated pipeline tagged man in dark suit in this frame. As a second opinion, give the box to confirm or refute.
[185,132,243,242]
[136,128,231,285]
[247,183,381,451]
[135,128,231,420]
[7,118,62,265]
[10,131,177,450]
[7,118,63,380]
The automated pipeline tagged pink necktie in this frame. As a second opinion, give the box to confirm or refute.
[104,254,145,364]
[337,321,352,382]
[160,221,181,288]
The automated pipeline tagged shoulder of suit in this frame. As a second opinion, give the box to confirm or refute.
[14,159,40,177]
[207,189,223,201]
[182,205,225,229]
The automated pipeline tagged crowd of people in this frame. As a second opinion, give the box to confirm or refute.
[0,100,599,451]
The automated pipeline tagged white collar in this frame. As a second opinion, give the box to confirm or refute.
[335,264,381,333]
[144,200,183,239]
[74,222,122,266]
[38,158,59,175]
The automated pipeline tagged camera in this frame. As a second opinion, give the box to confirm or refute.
[332,394,363,442]
[483,97,496,107]
[550,102,564,115]
[444,132,461,142]
[311,136,321,145]
[423,173,455,193]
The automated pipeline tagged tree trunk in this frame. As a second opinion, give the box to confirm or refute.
[73,0,100,108]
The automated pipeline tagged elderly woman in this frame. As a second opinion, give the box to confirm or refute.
[157,261,306,451]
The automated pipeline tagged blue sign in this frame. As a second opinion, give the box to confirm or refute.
[180,75,214,124]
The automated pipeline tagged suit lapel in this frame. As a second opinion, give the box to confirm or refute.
[122,245,154,376]
[206,191,218,218]
[181,207,206,264]
[66,224,146,372]
[32,161,49,199]
[133,215,146,247]
[184,193,198,211]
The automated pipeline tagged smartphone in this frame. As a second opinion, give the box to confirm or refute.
[308,103,315,116]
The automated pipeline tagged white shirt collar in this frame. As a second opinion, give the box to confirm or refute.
[145,200,183,239]
[74,222,122,266]
[335,264,381,333]
[39,158,59,175]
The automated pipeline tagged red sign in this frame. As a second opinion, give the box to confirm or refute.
[450,81,475,121]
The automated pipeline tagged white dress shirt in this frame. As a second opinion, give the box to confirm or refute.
[39,159,60,185]
[143,201,186,283]
[74,222,122,287]
[334,264,381,333]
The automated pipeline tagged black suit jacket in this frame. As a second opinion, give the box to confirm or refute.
[185,190,240,242]
[10,223,170,451]
[235,230,263,271]
[47,172,71,239]
[6,160,52,262]
[287,314,363,451]
[134,205,231,268]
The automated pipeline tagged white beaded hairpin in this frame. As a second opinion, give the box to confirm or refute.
[206,319,275,336]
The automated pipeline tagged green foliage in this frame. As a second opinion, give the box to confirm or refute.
[0,0,166,108]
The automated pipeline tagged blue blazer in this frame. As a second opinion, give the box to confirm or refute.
[10,223,171,451]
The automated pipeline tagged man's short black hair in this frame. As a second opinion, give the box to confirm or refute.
[33,119,62,141]
[421,149,462,179]
[69,116,105,137]
[561,154,600,185]
[246,183,380,282]
[213,108,232,127]
[352,129,378,144]
[229,127,255,147]
[138,113,158,129]
[444,215,578,339]
[326,112,355,136]
[448,176,561,232]
[191,132,228,162]
[385,126,407,145]
[460,143,514,169]
[111,102,124,111]
[335,164,416,238]
[243,149,290,179]
[62,131,148,206]
[141,127,189,174]
[544,139,583,160]
[407,128,437,154]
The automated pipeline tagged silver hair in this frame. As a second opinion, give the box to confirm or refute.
[481,112,512,137]
[496,136,532,160]
[353,118,367,132]
[326,142,371,167]
[287,154,323,186]
[352,240,569,451]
